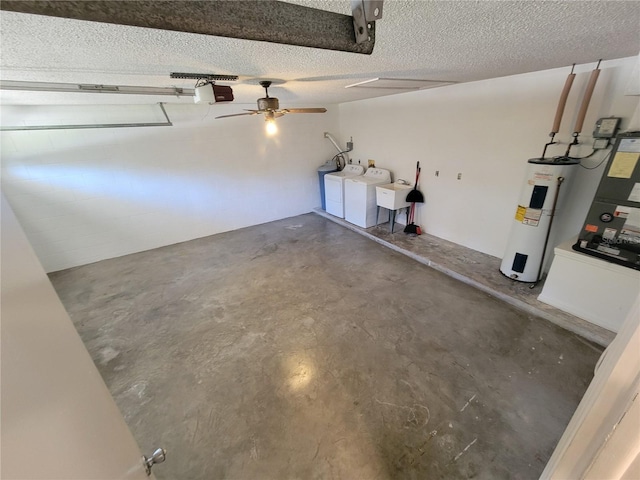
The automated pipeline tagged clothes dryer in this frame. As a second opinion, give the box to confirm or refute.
[324,164,366,218]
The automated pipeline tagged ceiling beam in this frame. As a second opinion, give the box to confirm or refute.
[0,0,376,55]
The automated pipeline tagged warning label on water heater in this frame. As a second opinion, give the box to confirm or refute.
[522,208,542,226]
[515,205,542,226]
[533,172,554,182]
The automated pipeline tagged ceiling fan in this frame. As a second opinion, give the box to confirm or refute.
[215,81,326,135]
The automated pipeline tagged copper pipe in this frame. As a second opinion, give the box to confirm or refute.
[551,65,576,134]
[541,64,576,158]
[573,60,602,134]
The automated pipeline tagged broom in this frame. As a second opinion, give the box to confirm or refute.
[404,163,423,234]
[406,161,424,203]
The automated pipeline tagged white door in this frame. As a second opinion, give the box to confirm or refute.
[1,194,163,479]
[541,294,640,479]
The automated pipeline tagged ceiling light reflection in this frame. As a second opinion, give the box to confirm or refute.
[285,354,314,391]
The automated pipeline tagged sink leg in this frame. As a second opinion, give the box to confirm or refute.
[390,209,395,233]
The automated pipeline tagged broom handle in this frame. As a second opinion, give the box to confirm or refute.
[415,168,420,222]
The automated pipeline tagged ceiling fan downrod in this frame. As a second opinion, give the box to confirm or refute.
[259,81,272,98]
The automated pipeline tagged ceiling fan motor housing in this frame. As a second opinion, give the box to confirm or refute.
[258,97,279,111]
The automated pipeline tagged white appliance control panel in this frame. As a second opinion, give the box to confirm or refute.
[342,164,365,175]
[364,168,391,179]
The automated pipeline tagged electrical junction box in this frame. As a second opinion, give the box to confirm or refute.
[194,84,234,104]
[593,138,610,150]
[593,117,621,138]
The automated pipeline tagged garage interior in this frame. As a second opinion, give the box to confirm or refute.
[49,213,603,479]
[2,1,640,479]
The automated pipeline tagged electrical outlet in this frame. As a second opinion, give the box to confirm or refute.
[435,170,439,177]
[457,173,462,180]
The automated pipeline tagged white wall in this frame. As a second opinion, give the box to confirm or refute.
[1,193,150,479]
[1,103,340,272]
[338,57,639,260]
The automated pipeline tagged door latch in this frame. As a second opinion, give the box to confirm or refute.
[143,448,166,476]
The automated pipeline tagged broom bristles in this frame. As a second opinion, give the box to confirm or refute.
[406,189,424,203]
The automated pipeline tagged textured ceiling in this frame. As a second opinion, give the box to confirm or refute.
[1,0,639,106]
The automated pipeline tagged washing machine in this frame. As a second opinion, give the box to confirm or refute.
[344,168,392,228]
[324,164,366,218]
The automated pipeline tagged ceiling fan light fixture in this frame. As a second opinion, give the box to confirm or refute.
[265,112,278,136]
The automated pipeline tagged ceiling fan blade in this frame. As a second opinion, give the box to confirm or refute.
[282,108,327,114]
[215,112,259,119]
[274,112,286,118]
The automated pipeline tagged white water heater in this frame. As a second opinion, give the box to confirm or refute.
[500,158,579,282]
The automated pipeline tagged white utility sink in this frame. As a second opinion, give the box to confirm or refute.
[376,183,412,210]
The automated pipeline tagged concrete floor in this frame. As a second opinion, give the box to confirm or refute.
[49,213,602,480]
[314,208,615,347]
